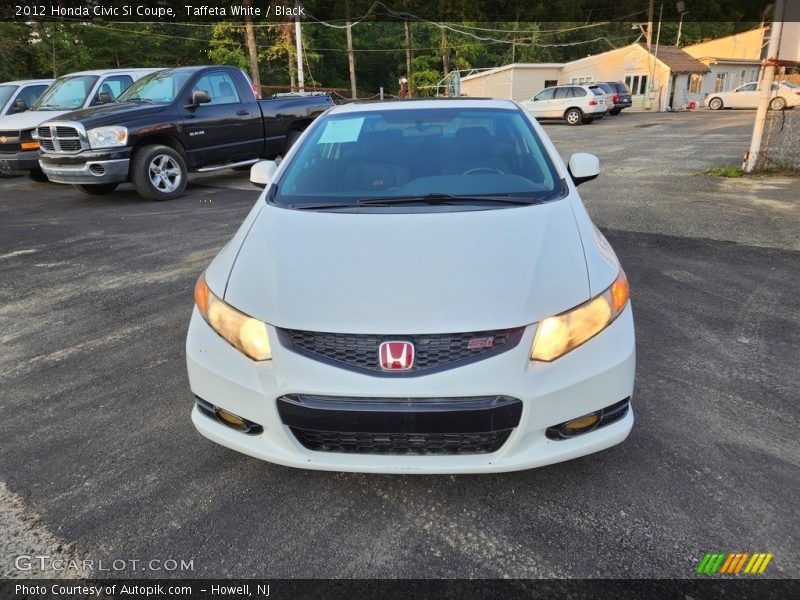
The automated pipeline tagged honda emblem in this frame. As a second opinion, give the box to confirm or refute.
[379,341,415,371]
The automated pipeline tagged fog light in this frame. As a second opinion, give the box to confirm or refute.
[215,408,248,431]
[563,413,600,435]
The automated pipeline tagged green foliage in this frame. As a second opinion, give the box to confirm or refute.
[701,166,745,177]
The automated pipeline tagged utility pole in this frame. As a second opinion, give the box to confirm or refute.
[744,0,785,172]
[345,0,357,99]
[294,0,305,93]
[646,0,654,50]
[404,20,412,92]
[243,0,260,94]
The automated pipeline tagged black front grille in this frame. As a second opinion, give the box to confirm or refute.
[278,327,524,375]
[291,428,512,455]
[55,126,79,137]
[39,139,56,152]
[57,139,82,152]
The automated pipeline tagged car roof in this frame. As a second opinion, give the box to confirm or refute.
[328,98,521,114]
[56,68,164,78]
[0,79,54,86]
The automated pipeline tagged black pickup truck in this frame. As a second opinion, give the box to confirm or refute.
[38,66,332,200]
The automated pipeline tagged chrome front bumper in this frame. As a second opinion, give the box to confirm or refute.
[39,158,130,185]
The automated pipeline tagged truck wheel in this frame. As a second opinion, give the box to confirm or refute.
[565,108,583,126]
[28,168,49,182]
[131,144,187,201]
[610,108,621,115]
[73,183,119,195]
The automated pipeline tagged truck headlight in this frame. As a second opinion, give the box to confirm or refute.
[531,270,630,362]
[87,125,127,149]
[194,273,272,361]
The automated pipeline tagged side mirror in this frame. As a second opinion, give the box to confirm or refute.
[567,153,600,186]
[188,90,211,107]
[250,160,278,189]
[533,97,539,101]
[13,98,28,113]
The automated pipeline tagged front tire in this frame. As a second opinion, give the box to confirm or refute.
[72,183,119,195]
[610,108,621,115]
[708,97,723,110]
[769,96,786,110]
[131,144,187,201]
[565,108,583,126]
[28,168,49,182]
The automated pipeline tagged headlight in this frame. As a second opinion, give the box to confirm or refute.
[531,270,630,362]
[87,125,127,149]
[194,273,272,361]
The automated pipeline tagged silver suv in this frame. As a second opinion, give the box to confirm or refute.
[520,84,609,125]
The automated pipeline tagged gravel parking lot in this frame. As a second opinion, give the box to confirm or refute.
[1,109,798,579]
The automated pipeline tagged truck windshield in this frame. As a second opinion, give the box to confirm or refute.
[274,107,562,209]
[118,70,193,105]
[0,85,17,109]
[33,76,99,111]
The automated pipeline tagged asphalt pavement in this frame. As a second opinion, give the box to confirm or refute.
[0,109,798,579]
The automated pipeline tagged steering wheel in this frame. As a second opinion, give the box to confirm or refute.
[462,167,505,175]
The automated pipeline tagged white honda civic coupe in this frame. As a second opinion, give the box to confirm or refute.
[186,98,635,474]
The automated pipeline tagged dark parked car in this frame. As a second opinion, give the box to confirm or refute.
[602,81,633,114]
[38,66,333,200]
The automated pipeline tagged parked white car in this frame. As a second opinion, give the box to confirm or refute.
[0,68,161,180]
[0,79,52,115]
[706,80,800,110]
[520,84,609,125]
[186,99,635,474]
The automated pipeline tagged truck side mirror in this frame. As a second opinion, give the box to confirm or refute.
[13,98,28,113]
[567,153,600,186]
[190,90,211,106]
[250,160,277,189]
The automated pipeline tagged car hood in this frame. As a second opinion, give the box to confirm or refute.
[221,199,591,334]
[55,102,165,128]
[0,109,69,132]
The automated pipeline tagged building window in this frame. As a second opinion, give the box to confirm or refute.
[544,79,558,88]
[688,74,703,94]
[714,72,727,93]
[570,76,592,85]
[625,74,649,95]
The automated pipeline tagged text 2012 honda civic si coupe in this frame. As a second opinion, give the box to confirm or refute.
[186,98,635,473]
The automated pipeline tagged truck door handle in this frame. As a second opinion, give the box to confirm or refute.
[236,110,249,116]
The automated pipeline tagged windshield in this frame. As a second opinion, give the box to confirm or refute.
[0,85,18,109]
[274,107,562,209]
[33,75,99,110]
[118,70,193,105]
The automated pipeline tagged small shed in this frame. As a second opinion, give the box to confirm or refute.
[459,63,563,102]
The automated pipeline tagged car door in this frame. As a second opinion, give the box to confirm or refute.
[527,87,556,118]
[182,70,258,166]
[552,87,572,117]
[8,84,48,114]
[729,83,758,108]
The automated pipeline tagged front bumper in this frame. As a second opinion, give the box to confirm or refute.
[0,150,39,174]
[186,306,635,473]
[38,148,132,185]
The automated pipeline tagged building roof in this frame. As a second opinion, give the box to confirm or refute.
[460,63,564,82]
[647,45,711,73]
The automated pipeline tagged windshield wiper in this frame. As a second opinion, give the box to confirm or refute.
[35,104,62,111]
[125,97,155,104]
[356,193,534,207]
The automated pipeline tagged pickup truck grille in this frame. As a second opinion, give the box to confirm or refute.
[37,124,85,153]
[277,327,525,375]
[0,131,20,152]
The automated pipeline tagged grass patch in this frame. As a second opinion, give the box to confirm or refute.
[701,166,745,177]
